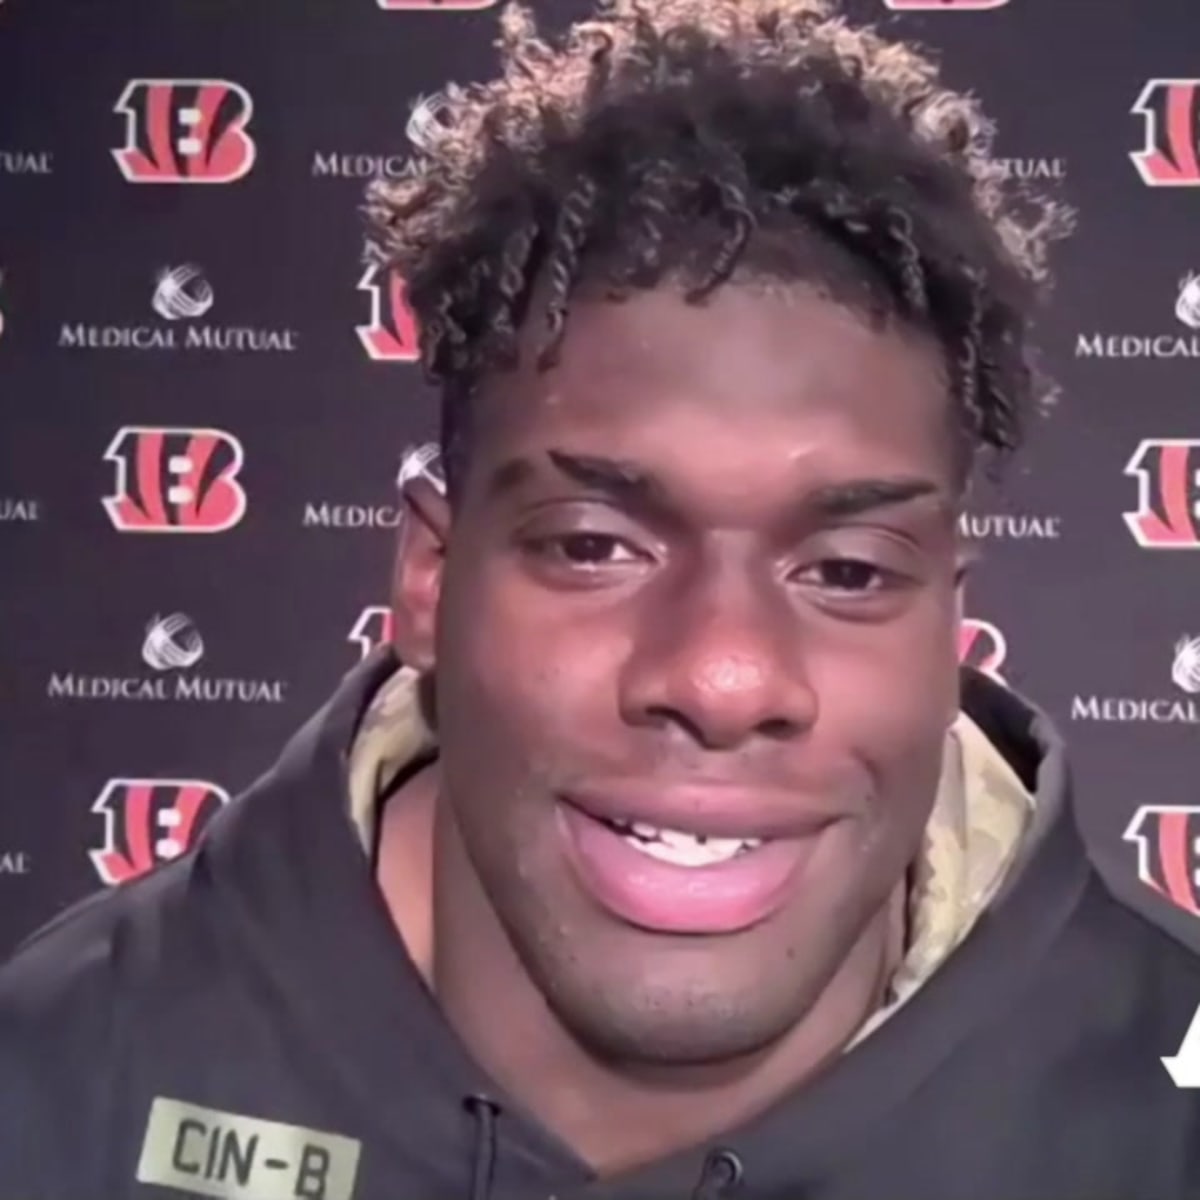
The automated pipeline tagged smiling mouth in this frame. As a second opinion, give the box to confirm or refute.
[596,816,764,866]
[556,794,831,935]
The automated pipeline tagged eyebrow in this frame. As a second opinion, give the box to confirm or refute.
[485,450,943,519]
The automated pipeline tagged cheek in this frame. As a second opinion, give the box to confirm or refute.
[815,593,957,697]
[436,561,625,762]
[808,602,959,811]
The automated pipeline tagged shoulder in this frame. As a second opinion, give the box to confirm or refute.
[1060,869,1200,1041]
[1082,867,1200,975]
[0,867,198,1177]
[0,856,213,1064]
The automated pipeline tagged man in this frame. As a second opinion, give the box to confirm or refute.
[3,1,1200,1197]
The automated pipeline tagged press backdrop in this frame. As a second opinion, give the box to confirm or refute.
[2,0,1200,960]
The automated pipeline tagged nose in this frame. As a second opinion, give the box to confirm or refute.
[618,571,818,751]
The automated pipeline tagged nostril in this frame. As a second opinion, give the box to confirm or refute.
[759,716,799,741]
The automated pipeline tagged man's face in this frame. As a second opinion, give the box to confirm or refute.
[404,278,962,1066]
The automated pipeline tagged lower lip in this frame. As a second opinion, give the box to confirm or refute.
[557,802,818,935]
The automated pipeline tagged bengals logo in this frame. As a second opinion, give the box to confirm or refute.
[882,1,1008,9]
[377,0,499,9]
[958,618,1007,684]
[350,606,395,660]
[1125,806,1200,918]
[103,426,247,534]
[1123,438,1200,548]
[90,778,230,886]
[112,79,256,184]
[357,265,421,362]
[1131,80,1200,187]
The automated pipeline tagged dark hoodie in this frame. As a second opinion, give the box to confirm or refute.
[2,650,1200,1200]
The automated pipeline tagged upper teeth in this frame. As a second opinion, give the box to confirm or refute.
[608,818,763,867]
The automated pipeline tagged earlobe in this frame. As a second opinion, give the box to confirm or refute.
[390,478,451,672]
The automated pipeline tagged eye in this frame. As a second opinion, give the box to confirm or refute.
[528,532,642,569]
[797,557,894,594]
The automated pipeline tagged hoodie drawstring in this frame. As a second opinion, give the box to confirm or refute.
[464,1093,501,1200]
[692,1148,745,1200]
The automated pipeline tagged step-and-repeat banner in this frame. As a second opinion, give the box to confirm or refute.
[2,0,1200,960]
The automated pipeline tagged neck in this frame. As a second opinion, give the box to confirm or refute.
[380,774,902,1175]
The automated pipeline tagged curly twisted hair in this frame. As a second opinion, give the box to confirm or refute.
[366,0,1071,497]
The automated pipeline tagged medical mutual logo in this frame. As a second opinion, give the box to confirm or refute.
[312,91,451,180]
[0,149,53,175]
[151,265,215,321]
[47,614,286,705]
[0,850,32,877]
[304,442,443,530]
[1176,273,1200,329]
[59,265,298,353]
[142,613,205,671]
[1071,636,1200,725]
[0,497,40,523]
[995,155,1067,182]
[1076,274,1200,360]
[959,512,1061,541]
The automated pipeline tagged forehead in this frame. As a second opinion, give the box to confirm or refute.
[468,281,955,503]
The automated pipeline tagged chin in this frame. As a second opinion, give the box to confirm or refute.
[517,911,839,1067]
[549,969,812,1067]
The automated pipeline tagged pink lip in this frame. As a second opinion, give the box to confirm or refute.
[557,801,827,935]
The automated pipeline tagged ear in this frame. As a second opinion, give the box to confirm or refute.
[390,477,451,672]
